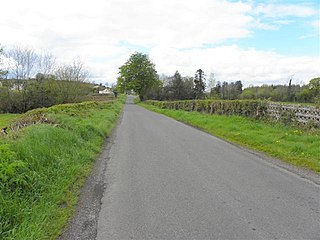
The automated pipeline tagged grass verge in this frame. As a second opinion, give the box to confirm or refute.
[0,96,125,239]
[140,103,320,174]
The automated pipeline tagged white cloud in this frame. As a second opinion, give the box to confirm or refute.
[1,0,253,48]
[0,0,319,86]
[149,45,320,86]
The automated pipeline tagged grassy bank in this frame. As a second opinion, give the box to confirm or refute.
[0,96,125,239]
[140,103,320,174]
[0,114,20,128]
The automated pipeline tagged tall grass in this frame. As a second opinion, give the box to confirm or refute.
[140,103,320,173]
[0,96,125,239]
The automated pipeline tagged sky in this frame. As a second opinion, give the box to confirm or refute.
[0,0,319,86]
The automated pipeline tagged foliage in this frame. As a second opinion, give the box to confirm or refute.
[193,69,206,99]
[140,103,320,173]
[117,52,158,101]
[240,78,320,103]
[145,99,269,120]
[0,78,96,113]
[0,96,125,239]
[0,46,8,79]
[211,80,242,100]
[150,72,195,101]
[308,77,320,103]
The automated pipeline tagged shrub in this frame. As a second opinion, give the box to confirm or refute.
[144,99,269,120]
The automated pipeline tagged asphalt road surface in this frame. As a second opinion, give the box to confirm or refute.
[96,96,319,240]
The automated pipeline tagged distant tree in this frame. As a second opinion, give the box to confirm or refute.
[0,46,8,79]
[214,81,222,97]
[146,79,164,100]
[55,57,88,82]
[218,80,243,100]
[6,46,38,80]
[193,69,206,99]
[117,52,158,101]
[207,72,216,92]
[221,81,228,99]
[307,77,320,103]
[171,71,183,100]
[182,76,194,100]
[37,50,56,77]
[234,80,243,99]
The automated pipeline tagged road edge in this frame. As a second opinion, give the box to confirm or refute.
[58,110,124,240]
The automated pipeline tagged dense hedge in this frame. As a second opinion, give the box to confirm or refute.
[145,99,269,119]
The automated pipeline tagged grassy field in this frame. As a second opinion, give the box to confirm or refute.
[140,103,320,174]
[0,96,125,239]
[0,114,20,128]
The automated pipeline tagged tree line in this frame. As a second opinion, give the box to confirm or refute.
[240,79,319,103]
[117,52,319,104]
[0,45,95,113]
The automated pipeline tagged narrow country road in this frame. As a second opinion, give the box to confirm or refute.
[96,96,319,239]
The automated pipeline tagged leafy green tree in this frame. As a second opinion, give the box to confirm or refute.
[193,69,206,99]
[118,52,158,101]
[308,77,320,103]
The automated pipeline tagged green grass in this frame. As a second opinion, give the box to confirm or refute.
[0,114,20,128]
[0,96,125,239]
[140,103,320,174]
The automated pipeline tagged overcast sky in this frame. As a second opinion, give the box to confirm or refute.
[1,0,319,86]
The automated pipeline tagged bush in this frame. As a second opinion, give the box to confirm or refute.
[144,99,269,119]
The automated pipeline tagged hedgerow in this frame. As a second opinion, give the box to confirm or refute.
[145,99,269,119]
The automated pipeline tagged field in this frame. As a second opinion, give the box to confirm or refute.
[0,96,125,239]
[140,103,320,173]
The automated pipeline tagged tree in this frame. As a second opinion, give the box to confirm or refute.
[171,71,183,100]
[212,81,222,98]
[207,72,216,92]
[0,46,8,79]
[193,69,206,99]
[308,77,320,103]
[118,52,158,101]
[6,46,38,80]
[234,80,243,99]
[55,57,88,82]
[182,76,194,100]
[37,50,56,77]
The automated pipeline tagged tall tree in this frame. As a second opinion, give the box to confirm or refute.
[118,52,158,101]
[171,71,183,100]
[193,69,206,99]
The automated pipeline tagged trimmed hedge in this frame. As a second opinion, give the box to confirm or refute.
[144,99,269,119]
